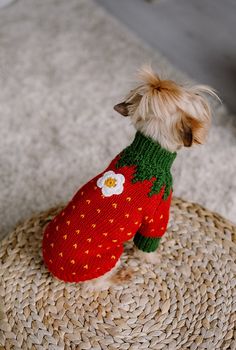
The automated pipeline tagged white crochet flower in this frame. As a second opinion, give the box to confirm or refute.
[97,171,125,197]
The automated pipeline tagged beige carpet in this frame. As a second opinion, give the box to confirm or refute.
[0,0,235,240]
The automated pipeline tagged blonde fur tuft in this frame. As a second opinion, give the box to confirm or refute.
[137,64,162,88]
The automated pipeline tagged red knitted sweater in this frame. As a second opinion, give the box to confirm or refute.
[42,132,176,282]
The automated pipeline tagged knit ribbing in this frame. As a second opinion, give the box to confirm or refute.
[116,132,177,199]
[134,232,161,252]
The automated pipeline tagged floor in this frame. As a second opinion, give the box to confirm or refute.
[96,0,236,112]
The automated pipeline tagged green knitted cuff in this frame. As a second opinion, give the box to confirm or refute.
[133,232,161,252]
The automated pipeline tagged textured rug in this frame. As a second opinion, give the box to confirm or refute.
[0,198,236,349]
[0,0,235,240]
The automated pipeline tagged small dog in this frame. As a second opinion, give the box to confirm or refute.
[42,66,217,290]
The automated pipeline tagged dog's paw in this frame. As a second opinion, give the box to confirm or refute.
[136,250,161,264]
[82,278,112,292]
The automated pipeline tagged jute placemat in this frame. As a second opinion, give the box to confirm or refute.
[0,198,235,350]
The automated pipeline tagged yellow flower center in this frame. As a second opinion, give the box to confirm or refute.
[104,177,117,188]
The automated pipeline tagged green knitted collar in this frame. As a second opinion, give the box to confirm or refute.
[116,131,177,199]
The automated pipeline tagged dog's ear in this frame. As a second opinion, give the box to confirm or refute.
[177,87,214,147]
[179,115,205,147]
[113,102,130,117]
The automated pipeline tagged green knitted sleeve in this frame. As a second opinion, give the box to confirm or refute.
[133,191,172,253]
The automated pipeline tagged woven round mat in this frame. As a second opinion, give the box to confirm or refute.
[0,198,236,350]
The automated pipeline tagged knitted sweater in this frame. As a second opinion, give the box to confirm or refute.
[42,132,177,282]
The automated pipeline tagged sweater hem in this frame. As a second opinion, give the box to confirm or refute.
[43,248,123,283]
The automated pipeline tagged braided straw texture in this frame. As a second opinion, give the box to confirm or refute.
[0,198,236,350]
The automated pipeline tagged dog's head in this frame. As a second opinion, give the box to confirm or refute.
[114,65,219,152]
